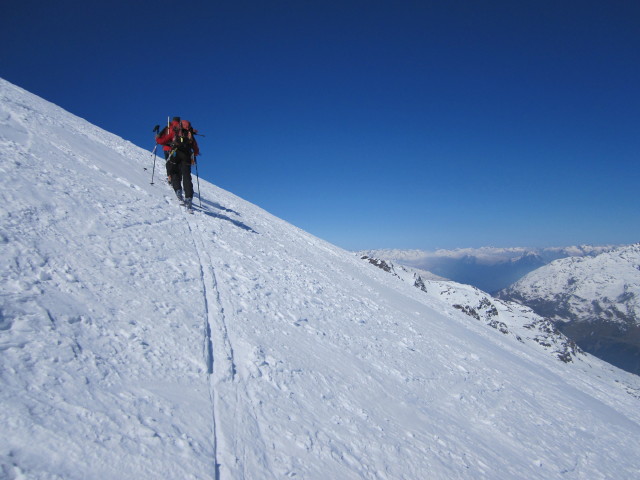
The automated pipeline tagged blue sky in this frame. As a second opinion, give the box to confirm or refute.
[3,0,639,251]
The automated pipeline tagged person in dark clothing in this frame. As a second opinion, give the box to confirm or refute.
[156,117,200,211]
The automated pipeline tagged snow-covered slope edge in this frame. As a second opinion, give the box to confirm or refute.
[498,244,640,375]
[359,256,582,363]
[2,77,640,479]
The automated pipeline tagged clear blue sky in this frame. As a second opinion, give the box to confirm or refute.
[3,0,639,251]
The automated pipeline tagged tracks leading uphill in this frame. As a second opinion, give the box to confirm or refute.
[182,209,229,479]
[184,205,274,480]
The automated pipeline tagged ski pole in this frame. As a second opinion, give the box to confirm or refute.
[150,124,162,185]
[194,154,202,208]
[150,143,158,185]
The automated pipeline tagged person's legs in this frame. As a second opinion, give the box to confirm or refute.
[167,159,183,200]
[164,151,172,182]
[179,161,194,200]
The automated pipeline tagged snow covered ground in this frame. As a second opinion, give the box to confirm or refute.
[2,77,640,479]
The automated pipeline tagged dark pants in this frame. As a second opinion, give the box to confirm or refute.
[166,150,194,198]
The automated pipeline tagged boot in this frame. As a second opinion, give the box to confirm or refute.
[175,189,184,204]
[185,197,193,213]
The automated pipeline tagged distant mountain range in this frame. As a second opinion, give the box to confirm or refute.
[360,246,616,293]
[497,244,640,375]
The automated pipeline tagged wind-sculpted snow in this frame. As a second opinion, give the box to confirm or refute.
[2,77,640,479]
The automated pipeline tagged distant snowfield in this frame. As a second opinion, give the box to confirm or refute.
[1,77,640,479]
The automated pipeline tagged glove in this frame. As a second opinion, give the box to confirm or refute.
[152,125,160,133]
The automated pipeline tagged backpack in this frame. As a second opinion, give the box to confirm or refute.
[173,120,195,152]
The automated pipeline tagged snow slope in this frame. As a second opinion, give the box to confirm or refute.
[2,77,640,479]
[359,256,582,364]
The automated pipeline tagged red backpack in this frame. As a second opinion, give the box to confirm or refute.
[173,120,195,152]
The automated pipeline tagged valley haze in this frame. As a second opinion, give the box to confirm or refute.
[360,245,616,293]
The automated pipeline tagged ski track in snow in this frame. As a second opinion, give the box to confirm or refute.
[182,205,221,478]
[2,77,640,479]
[1,81,215,479]
[186,203,276,480]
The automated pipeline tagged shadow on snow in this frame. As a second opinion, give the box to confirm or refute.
[195,197,257,234]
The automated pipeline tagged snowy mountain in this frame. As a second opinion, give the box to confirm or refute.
[2,77,640,479]
[362,246,615,293]
[498,244,640,375]
[359,256,582,364]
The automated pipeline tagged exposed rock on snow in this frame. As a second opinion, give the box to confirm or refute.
[361,255,583,364]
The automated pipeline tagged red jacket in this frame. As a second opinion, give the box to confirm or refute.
[156,120,200,156]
